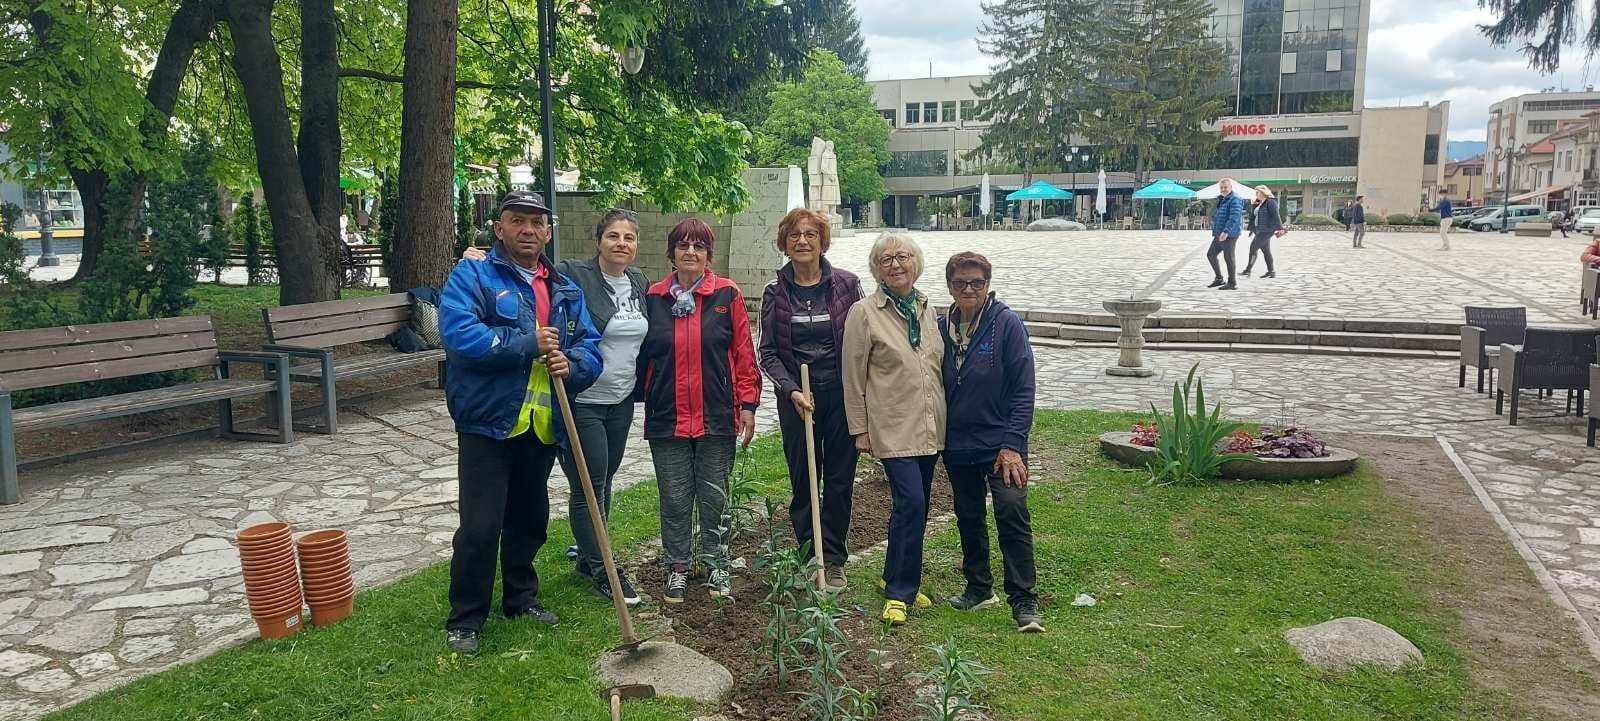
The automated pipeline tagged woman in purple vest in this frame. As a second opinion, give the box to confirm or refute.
[758,208,864,590]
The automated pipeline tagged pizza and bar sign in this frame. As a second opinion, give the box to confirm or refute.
[1218,122,1352,137]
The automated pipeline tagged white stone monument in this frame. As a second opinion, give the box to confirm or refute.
[806,137,852,237]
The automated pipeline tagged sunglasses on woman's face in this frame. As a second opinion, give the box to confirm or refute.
[950,278,988,291]
[674,241,709,253]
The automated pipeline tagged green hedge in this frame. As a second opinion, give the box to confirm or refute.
[1385,213,1418,225]
[1294,213,1338,226]
[1417,211,1441,224]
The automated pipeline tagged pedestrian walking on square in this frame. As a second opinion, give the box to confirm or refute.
[843,232,946,626]
[1242,185,1281,278]
[1431,189,1454,250]
[759,208,864,592]
[439,190,604,656]
[937,252,1042,633]
[1553,210,1572,238]
[462,211,651,608]
[639,219,760,604]
[1206,178,1246,290]
[1350,196,1368,248]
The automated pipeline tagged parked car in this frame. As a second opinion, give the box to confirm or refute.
[1575,208,1600,234]
[1453,207,1496,228]
[1469,205,1547,231]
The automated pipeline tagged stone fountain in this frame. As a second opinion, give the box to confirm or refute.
[1103,297,1162,377]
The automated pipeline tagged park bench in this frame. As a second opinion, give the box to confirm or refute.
[0,316,293,504]
[262,293,445,434]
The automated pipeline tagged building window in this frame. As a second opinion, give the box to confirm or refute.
[1328,9,1344,30]
[1325,50,1342,71]
[905,103,919,124]
[959,99,976,123]
[1283,11,1299,33]
[941,100,957,123]
[923,102,939,123]
[1424,134,1440,165]
[1524,98,1600,112]
[1172,137,1360,171]
[879,109,896,127]
[885,150,949,177]
[1527,120,1558,135]
[1280,52,1296,74]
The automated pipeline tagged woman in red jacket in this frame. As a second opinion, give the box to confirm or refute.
[638,218,760,604]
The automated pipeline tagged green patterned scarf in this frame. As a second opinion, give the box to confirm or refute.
[881,283,922,349]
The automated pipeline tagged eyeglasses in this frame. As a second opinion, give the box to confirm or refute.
[950,278,989,291]
[674,241,709,253]
[787,231,821,242]
[876,252,913,268]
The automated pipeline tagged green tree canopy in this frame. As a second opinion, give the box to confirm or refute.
[753,49,889,204]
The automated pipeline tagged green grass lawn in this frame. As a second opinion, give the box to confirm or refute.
[45,411,1562,720]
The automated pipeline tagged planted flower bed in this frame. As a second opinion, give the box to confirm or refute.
[1102,423,1357,481]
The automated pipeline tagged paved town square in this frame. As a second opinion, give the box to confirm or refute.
[3,229,1598,719]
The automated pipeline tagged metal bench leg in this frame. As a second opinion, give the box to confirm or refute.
[1510,387,1521,425]
[218,398,237,436]
[1495,389,1504,416]
[1476,366,1486,393]
[1,395,18,505]
[275,360,294,444]
[1590,417,1598,447]
[1459,364,1466,388]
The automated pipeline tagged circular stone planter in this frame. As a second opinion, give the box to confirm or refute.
[1098,432,1358,481]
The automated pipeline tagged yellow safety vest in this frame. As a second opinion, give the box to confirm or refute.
[509,316,555,444]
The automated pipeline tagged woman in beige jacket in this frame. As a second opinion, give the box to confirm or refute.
[842,232,946,626]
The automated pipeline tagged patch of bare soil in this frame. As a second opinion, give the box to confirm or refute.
[1333,432,1600,721]
[636,460,958,720]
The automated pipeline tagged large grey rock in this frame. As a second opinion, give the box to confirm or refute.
[31,612,118,653]
[1284,617,1423,672]
[1026,218,1086,231]
[596,640,733,703]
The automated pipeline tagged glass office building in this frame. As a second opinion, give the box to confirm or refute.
[1210,0,1365,116]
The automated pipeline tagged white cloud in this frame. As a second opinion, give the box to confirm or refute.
[857,0,1593,140]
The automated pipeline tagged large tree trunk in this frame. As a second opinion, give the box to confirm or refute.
[392,0,459,292]
[62,0,221,282]
[224,0,337,305]
[297,0,345,293]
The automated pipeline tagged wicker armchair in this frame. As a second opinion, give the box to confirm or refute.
[1460,306,1526,393]
[1494,328,1597,425]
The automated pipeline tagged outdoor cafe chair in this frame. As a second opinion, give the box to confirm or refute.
[1460,305,1526,393]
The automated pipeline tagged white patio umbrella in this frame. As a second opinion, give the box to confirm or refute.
[1094,168,1107,225]
[979,173,992,229]
[1192,179,1252,200]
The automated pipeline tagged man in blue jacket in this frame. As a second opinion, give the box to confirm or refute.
[937,252,1042,633]
[439,190,603,655]
[1432,189,1454,251]
[1207,178,1246,290]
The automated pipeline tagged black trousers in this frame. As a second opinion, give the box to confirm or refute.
[948,462,1037,605]
[447,431,556,632]
[556,400,634,577]
[1206,234,1239,284]
[777,384,858,567]
[1245,231,1274,273]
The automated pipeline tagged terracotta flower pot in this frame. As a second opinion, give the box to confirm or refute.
[239,544,296,567]
[250,597,304,621]
[309,598,354,626]
[296,555,349,574]
[237,522,292,545]
[246,579,302,606]
[244,573,301,600]
[294,543,348,564]
[295,529,347,552]
[254,608,303,640]
[298,561,351,581]
[242,555,300,579]
[304,580,355,603]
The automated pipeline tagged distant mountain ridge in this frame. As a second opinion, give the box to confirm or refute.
[1446,141,1485,162]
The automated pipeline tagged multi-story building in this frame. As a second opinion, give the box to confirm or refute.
[1485,90,1600,200]
[1442,156,1485,206]
[868,0,1448,225]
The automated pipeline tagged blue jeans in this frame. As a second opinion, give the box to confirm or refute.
[881,455,936,603]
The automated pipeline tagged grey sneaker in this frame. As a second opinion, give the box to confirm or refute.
[446,628,479,655]
[708,568,733,600]
[664,567,688,604]
[824,566,848,591]
[947,590,1000,611]
[506,601,559,625]
[1013,600,1044,633]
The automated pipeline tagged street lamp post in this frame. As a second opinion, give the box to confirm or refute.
[34,158,60,267]
[1495,137,1520,234]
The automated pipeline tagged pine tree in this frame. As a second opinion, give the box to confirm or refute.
[235,193,264,286]
[378,173,399,273]
[1081,0,1228,184]
[495,160,513,198]
[972,0,1107,187]
[807,0,869,78]
[455,185,475,257]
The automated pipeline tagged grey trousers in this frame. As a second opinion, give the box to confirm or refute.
[1351,222,1366,247]
[650,436,736,568]
[557,400,635,577]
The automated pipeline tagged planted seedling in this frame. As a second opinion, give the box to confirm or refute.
[912,639,992,721]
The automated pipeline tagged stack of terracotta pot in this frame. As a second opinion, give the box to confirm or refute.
[238,522,303,640]
[296,529,354,626]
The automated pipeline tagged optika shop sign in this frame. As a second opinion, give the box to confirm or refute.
[1222,123,1268,137]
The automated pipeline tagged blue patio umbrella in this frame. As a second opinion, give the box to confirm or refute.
[1132,178,1197,226]
[1006,180,1073,221]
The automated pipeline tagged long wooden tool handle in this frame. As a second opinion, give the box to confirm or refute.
[801,364,825,587]
[610,693,621,721]
[551,375,636,644]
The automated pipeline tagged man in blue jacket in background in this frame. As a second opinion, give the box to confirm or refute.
[1207,178,1246,290]
[438,190,603,655]
[937,252,1042,633]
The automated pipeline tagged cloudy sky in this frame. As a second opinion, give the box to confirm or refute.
[858,0,1596,141]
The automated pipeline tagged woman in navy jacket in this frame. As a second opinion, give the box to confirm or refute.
[936,252,1042,633]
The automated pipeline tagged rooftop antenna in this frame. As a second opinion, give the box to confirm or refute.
[929,60,933,78]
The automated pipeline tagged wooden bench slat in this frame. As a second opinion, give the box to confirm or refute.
[270,306,411,343]
[0,349,220,392]
[12,378,276,430]
[276,321,409,350]
[290,349,445,380]
[0,316,214,351]
[0,332,218,374]
[264,293,410,326]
